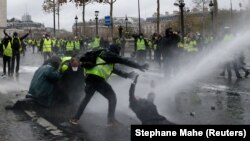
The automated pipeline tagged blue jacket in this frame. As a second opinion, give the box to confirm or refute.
[28,64,60,107]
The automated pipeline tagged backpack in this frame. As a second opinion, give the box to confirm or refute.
[12,38,21,53]
[80,49,106,69]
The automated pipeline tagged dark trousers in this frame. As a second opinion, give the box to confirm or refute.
[136,50,146,64]
[43,52,51,62]
[74,75,117,122]
[3,55,11,75]
[221,62,241,79]
[11,53,20,74]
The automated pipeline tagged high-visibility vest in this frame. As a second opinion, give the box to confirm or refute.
[52,39,56,47]
[136,38,146,51]
[66,41,74,51]
[75,41,80,50]
[43,39,52,52]
[3,41,13,57]
[223,34,234,42]
[91,38,100,49]
[60,56,72,73]
[187,40,198,52]
[86,55,114,80]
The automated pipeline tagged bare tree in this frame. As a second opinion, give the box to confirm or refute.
[43,0,92,35]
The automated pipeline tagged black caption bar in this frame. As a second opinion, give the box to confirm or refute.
[131,125,250,141]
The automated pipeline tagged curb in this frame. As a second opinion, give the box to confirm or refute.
[24,110,64,136]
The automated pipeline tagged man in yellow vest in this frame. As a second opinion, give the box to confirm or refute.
[65,38,75,56]
[1,36,12,77]
[56,57,85,107]
[74,37,81,54]
[90,35,101,49]
[4,29,30,76]
[41,34,53,62]
[136,33,148,64]
[70,44,149,126]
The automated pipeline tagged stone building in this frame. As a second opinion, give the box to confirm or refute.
[0,0,7,38]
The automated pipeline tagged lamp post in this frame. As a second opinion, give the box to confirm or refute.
[230,0,233,19]
[125,15,128,37]
[53,0,56,37]
[125,15,128,32]
[95,11,99,36]
[138,0,141,34]
[174,0,185,43]
[75,15,78,36]
[209,0,214,35]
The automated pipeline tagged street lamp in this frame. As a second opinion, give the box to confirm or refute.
[95,11,99,36]
[75,15,78,36]
[125,15,128,32]
[138,0,141,34]
[125,15,128,37]
[174,0,185,43]
[209,0,214,35]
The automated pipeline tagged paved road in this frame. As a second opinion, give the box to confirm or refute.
[1,47,250,141]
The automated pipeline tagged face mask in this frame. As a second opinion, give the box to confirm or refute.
[72,67,78,72]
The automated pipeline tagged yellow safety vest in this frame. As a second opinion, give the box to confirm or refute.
[3,42,13,57]
[223,34,234,42]
[136,39,146,51]
[91,38,100,49]
[43,39,52,52]
[86,56,114,80]
[59,56,72,73]
[187,40,198,52]
[66,41,74,51]
[75,41,80,50]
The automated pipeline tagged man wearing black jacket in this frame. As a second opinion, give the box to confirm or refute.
[129,75,174,125]
[4,29,30,76]
[70,44,148,126]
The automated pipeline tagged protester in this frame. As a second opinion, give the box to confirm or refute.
[70,44,148,126]
[3,29,30,77]
[129,75,174,125]
[27,56,61,107]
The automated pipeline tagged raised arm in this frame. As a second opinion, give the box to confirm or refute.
[129,74,139,105]
[3,29,11,38]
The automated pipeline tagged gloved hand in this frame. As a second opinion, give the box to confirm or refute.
[127,71,138,80]
[139,63,149,72]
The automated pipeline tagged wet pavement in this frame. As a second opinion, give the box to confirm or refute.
[0,48,250,141]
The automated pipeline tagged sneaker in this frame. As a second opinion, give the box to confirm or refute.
[245,71,249,78]
[69,119,78,125]
[107,119,122,127]
[5,105,14,110]
[1,74,7,78]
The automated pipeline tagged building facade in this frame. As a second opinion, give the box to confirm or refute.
[0,0,7,38]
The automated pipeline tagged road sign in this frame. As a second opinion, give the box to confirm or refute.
[105,16,111,26]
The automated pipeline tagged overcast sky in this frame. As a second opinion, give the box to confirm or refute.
[7,0,248,31]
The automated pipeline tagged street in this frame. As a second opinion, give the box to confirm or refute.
[0,46,250,141]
